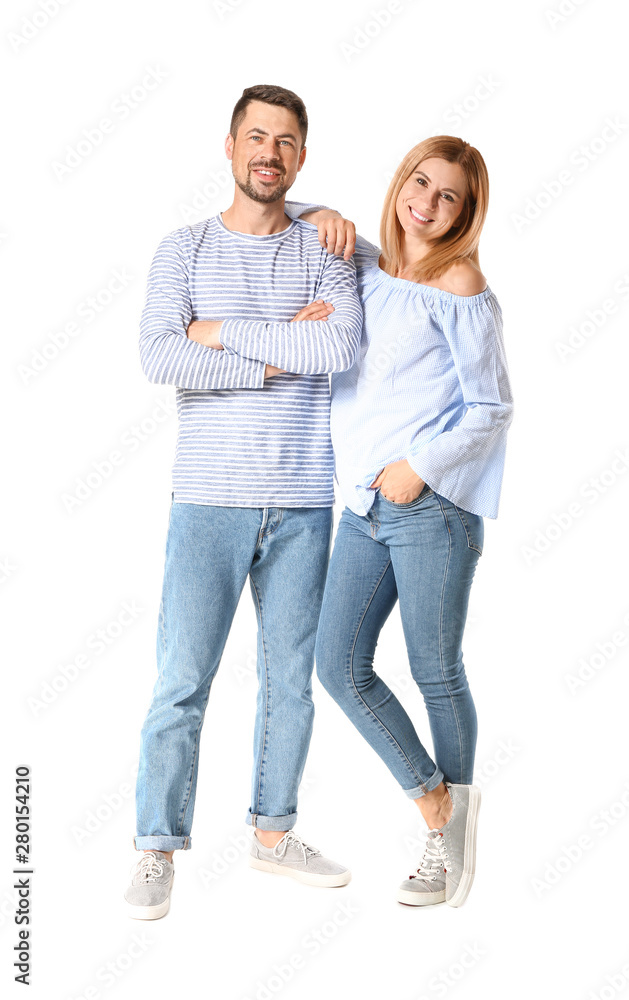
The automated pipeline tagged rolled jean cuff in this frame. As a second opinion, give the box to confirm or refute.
[246,809,298,831]
[133,835,191,851]
[402,765,444,800]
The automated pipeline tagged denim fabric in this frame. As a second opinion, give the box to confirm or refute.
[315,486,482,798]
[134,499,332,850]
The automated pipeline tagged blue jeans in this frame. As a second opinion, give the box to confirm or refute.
[134,500,332,851]
[315,486,483,798]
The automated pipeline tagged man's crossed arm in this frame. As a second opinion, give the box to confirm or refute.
[187,298,334,376]
[139,222,360,391]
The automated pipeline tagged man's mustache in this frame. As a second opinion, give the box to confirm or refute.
[248,160,285,174]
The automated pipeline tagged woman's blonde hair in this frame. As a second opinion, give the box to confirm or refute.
[379,135,489,283]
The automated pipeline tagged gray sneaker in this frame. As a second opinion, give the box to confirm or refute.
[124,851,175,920]
[397,829,446,906]
[436,782,481,907]
[249,830,351,887]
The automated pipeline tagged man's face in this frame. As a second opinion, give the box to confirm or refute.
[226,100,307,204]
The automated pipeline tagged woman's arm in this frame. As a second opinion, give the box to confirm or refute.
[406,293,514,509]
[284,201,357,260]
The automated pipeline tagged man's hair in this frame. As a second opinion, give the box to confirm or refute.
[230,85,308,148]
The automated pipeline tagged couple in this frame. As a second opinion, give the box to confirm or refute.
[125,83,514,918]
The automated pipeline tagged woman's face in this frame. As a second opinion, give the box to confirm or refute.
[395,156,467,244]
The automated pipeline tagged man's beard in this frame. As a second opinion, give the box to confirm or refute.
[233,163,290,204]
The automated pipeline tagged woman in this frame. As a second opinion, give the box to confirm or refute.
[288,135,514,907]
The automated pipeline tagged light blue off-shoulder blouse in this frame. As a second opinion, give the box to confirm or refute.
[285,202,514,518]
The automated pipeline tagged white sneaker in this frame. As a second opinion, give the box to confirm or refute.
[397,830,447,906]
[249,830,351,887]
[124,851,175,920]
[438,782,481,907]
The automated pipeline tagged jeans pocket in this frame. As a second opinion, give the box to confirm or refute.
[382,483,433,508]
[453,506,484,555]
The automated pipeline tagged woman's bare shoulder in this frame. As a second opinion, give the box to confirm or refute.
[437,259,487,296]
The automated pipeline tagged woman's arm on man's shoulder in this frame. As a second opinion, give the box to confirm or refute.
[284,200,356,260]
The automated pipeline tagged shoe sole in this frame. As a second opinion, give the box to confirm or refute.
[249,856,351,887]
[396,887,446,906]
[125,874,174,920]
[447,786,481,908]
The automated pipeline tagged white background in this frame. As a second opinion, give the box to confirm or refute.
[2,0,629,997]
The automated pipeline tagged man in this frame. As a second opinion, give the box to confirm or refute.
[125,84,362,920]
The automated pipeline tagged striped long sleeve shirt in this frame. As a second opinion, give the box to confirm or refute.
[139,213,362,507]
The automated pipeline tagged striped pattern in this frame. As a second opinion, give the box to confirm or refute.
[139,215,362,507]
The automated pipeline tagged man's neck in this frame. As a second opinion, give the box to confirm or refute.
[221,189,291,236]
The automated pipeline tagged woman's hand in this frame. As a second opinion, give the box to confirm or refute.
[186,320,224,349]
[370,460,426,504]
[298,209,356,260]
[316,217,356,261]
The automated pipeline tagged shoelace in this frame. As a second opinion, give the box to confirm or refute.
[272,830,321,865]
[133,851,165,883]
[410,832,448,881]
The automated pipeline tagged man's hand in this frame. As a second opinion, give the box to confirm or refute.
[188,302,334,380]
[291,299,335,322]
[186,320,224,349]
[370,460,426,504]
[263,301,334,379]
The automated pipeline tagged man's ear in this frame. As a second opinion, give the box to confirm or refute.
[297,145,307,172]
[225,133,234,161]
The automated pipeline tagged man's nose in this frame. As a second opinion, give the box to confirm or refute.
[259,138,280,159]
